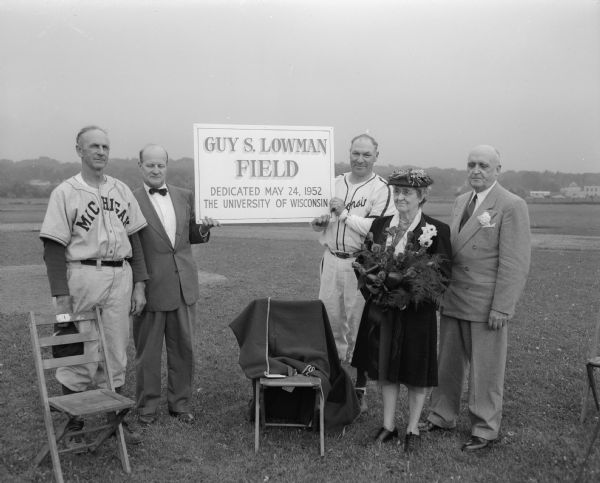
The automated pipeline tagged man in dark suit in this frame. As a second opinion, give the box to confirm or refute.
[132,144,219,425]
[422,145,531,451]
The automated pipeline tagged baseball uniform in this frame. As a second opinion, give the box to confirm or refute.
[317,172,394,362]
[40,173,147,391]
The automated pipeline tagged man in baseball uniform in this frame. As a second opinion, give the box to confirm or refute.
[40,125,148,445]
[311,133,394,411]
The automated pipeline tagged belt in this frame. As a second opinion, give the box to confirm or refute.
[328,249,355,259]
[80,259,124,267]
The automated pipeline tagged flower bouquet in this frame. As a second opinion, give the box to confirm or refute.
[352,223,448,311]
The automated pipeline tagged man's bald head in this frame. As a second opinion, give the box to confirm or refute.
[468,145,501,166]
[139,144,169,189]
[466,144,502,193]
[139,144,169,164]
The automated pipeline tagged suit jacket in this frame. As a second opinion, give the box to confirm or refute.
[441,182,531,322]
[133,184,208,312]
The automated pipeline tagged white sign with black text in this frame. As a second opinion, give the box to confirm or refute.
[193,124,334,224]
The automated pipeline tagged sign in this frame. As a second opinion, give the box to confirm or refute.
[193,124,334,224]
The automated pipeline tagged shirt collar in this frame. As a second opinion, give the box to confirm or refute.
[390,208,422,232]
[471,180,496,203]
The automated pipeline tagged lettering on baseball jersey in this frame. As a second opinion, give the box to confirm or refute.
[320,172,394,253]
[75,197,130,232]
[40,174,147,262]
[345,198,367,211]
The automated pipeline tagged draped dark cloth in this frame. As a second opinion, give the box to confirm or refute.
[351,214,452,386]
[229,298,360,430]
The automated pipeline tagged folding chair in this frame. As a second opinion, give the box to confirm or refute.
[581,306,600,423]
[254,374,325,456]
[28,308,135,483]
[231,298,350,457]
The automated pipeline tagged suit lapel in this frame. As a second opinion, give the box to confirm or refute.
[452,184,500,253]
[136,187,172,247]
[450,193,471,249]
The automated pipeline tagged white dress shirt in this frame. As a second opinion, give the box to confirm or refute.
[144,184,176,247]
[468,180,497,212]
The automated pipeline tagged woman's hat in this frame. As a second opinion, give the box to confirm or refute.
[388,168,433,187]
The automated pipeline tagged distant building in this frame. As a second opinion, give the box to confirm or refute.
[561,182,586,198]
[528,191,551,198]
[583,186,600,198]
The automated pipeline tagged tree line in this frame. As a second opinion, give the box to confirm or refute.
[1,157,599,199]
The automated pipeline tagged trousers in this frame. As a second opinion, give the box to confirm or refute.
[56,261,132,392]
[318,250,365,363]
[132,297,196,414]
[427,315,508,440]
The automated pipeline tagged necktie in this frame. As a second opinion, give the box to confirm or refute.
[459,194,477,230]
[149,187,167,196]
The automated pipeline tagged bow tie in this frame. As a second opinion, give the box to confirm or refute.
[149,187,167,196]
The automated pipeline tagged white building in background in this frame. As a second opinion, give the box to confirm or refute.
[529,191,551,198]
[583,186,600,198]
[561,182,586,198]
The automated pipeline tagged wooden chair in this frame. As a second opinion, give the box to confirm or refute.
[581,306,600,423]
[254,374,325,456]
[28,308,135,483]
[230,298,347,457]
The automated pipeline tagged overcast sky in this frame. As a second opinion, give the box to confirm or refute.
[1,0,598,172]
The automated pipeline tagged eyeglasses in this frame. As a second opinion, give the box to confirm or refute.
[394,187,417,196]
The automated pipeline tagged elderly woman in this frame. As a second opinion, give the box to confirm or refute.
[351,168,452,452]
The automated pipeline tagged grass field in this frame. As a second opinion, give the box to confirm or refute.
[1,199,600,482]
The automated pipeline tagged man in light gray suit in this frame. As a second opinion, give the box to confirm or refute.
[422,145,531,451]
[132,144,219,425]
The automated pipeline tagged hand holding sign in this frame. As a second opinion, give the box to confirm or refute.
[201,216,220,229]
[329,197,346,217]
[310,213,331,231]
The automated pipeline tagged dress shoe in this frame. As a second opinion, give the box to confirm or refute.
[461,435,491,451]
[403,432,420,453]
[355,387,368,413]
[169,410,194,424]
[418,420,447,433]
[138,413,157,426]
[373,427,399,444]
